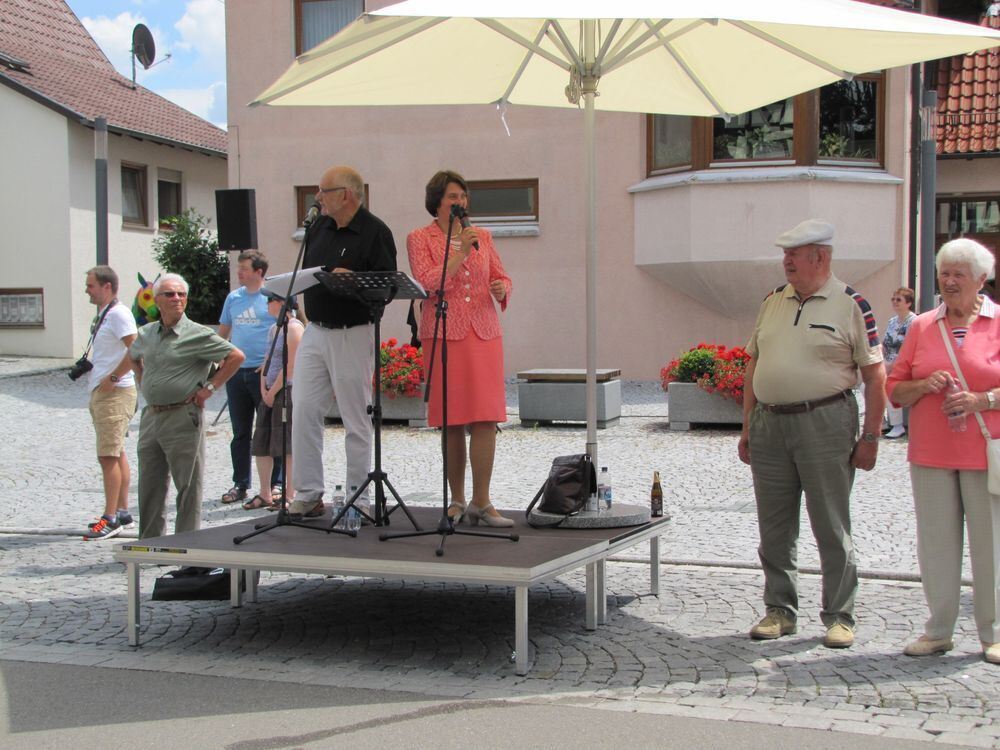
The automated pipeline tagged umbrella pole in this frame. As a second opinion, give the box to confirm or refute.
[584,22,598,466]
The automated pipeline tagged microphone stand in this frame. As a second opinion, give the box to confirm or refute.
[380,204,518,556]
[234,211,355,544]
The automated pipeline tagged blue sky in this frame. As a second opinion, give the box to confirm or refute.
[65,0,228,128]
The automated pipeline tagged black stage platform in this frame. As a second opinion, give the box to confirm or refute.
[114,507,668,675]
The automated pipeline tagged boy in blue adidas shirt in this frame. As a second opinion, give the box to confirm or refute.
[218,250,279,507]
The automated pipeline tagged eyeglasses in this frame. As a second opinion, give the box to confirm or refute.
[317,186,347,195]
[157,291,188,298]
[891,296,906,302]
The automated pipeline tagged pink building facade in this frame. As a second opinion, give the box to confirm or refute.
[225,2,933,380]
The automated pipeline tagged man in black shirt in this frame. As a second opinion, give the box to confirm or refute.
[289,166,397,519]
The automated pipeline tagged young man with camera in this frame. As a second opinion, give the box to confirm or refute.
[80,266,138,541]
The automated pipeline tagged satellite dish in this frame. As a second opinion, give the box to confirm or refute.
[132,24,155,70]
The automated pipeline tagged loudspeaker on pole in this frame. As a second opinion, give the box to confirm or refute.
[215,189,258,251]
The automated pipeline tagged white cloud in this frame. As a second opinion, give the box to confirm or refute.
[80,12,167,79]
[174,0,226,67]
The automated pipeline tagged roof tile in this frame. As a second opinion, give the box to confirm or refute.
[935,13,1000,156]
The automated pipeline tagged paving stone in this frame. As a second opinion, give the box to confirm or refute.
[2,373,1000,747]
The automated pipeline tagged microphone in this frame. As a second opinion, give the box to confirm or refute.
[303,204,321,226]
[450,204,478,251]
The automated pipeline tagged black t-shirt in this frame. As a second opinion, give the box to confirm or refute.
[302,207,398,327]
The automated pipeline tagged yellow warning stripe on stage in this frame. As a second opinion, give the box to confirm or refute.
[120,545,188,554]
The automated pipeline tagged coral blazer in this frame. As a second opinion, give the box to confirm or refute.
[407,222,511,341]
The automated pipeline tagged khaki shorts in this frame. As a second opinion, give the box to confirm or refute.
[90,385,138,457]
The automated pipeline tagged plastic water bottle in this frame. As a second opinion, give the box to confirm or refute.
[345,508,361,532]
[599,466,612,510]
[332,484,345,529]
[585,491,600,513]
[946,376,967,432]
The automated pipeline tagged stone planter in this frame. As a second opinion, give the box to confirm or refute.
[667,381,742,431]
[327,389,427,427]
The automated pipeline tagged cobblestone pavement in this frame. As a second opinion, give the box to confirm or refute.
[1,367,998,747]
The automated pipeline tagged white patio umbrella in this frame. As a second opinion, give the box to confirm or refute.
[253,0,1000,463]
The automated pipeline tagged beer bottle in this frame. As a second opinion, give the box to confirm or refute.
[650,471,663,518]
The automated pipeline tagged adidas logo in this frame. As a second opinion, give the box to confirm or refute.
[235,308,259,322]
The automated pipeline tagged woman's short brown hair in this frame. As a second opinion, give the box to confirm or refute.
[424,170,469,217]
[893,287,914,307]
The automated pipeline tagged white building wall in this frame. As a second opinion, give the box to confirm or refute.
[0,86,74,357]
[0,85,228,358]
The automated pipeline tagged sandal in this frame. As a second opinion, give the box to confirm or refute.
[242,494,273,511]
[271,484,284,502]
[221,485,247,505]
[447,501,467,523]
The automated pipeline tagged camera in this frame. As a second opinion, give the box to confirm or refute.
[68,356,94,381]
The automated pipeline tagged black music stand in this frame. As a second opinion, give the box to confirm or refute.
[379,205,519,556]
[313,270,425,532]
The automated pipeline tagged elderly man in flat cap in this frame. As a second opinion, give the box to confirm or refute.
[737,219,886,649]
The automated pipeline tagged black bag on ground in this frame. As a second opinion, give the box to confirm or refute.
[525,454,597,526]
[151,567,240,601]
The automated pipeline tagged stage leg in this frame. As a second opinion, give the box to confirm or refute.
[248,570,259,603]
[515,585,529,676]
[596,558,607,625]
[650,536,661,597]
[230,568,244,607]
[127,562,140,647]
[585,563,597,630]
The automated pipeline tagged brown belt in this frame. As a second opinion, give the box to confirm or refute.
[758,389,851,415]
[148,401,189,413]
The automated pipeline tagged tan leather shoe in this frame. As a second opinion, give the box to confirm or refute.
[465,502,514,528]
[984,642,1000,664]
[824,622,855,648]
[749,609,797,640]
[903,635,954,656]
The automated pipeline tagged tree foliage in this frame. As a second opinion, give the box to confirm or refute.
[151,209,229,324]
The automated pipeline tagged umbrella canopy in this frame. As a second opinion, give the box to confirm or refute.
[253,0,1000,463]
[256,0,1000,116]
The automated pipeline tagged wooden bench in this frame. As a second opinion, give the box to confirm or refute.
[516,368,622,428]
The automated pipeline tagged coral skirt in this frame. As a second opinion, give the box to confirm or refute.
[422,332,506,427]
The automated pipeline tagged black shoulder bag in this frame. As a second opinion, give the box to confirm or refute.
[525,454,597,527]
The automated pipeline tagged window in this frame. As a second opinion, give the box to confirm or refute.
[121,164,147,225]
[647,74,884,175]
[157,168,182,229]
[0,288,44,327]
[818,78,881,162]
[467,179,539,224]
[936,196,1000,251]
[295,0,363,55]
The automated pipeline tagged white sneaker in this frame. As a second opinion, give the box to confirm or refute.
[885,425,906,439]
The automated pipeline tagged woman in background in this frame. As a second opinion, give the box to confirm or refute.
[882,287,916,439]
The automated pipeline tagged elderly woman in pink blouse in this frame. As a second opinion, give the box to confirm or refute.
[886,238,1000,665]
[407,170,514,528]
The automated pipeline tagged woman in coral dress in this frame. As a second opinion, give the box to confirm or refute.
[407,170,513,527]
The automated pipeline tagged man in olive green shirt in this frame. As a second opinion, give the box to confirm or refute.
[127,274,245,539]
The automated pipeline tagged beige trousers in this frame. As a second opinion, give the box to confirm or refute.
[910,464,1000,644]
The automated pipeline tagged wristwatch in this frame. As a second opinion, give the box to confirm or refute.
[109,374,119,383]
[987,390,996,410]
[861,432,878,444]
[204,382,216,393]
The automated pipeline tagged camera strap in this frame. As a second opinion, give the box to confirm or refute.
[80,299,118,360]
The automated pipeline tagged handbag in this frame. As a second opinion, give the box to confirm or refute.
[938,319,1000,494]
[525,453,597,527]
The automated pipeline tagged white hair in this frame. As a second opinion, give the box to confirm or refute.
[936,238,995,279]
[152,273,189,295]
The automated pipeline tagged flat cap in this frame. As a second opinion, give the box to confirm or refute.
[775,219,834,249]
